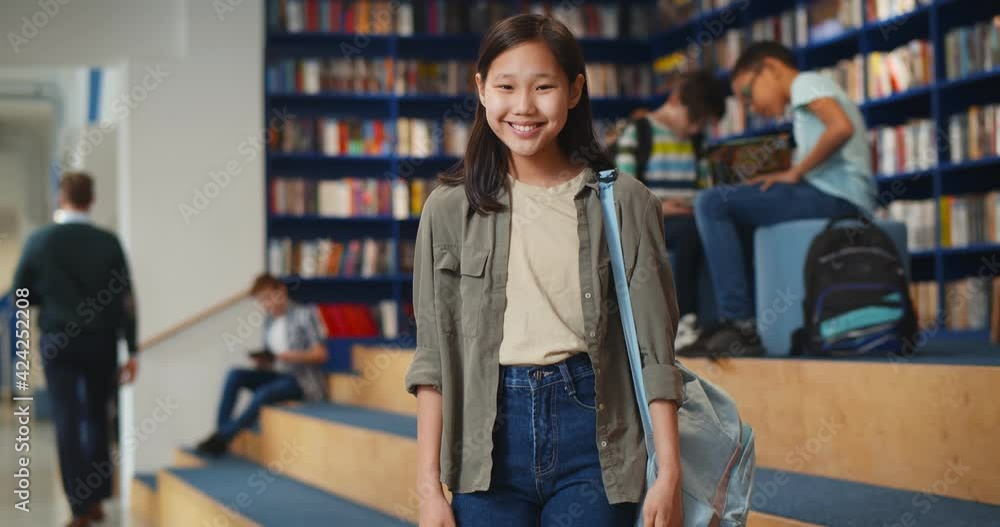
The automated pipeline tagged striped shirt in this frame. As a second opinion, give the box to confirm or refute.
[614,116,699,201]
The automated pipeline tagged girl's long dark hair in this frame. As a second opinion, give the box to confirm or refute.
[439,14,614,215]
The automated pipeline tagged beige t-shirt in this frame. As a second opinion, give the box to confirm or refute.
[498,168,590,366]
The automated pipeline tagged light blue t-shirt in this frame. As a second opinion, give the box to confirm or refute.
[791,72,874,212]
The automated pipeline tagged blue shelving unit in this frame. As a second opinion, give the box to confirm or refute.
[266,1,663,369]
[267,0,1000,354]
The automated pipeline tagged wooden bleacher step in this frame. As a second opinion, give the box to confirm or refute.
[156,454,410,527]
[333,346,1000,504]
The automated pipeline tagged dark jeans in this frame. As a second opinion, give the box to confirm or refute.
[216,368,303,442]
[40,332,118,517]
[694,182,859,320]
[450,354,637,526]
[663,215,701,317]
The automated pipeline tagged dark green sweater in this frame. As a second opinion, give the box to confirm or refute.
[12,222,138,355]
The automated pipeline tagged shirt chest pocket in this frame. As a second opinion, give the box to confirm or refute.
[433,245,489,337]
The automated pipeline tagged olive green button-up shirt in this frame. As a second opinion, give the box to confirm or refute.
[404,168,683,504]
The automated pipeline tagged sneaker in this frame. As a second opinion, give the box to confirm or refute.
[195,433,228,457]
[674,313,701,350]
[677,319,765,358]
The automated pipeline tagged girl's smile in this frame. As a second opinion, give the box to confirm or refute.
[506,120,545,137]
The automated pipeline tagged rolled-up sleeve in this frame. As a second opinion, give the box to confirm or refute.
[629,191,684,404]
[404,193,443,395]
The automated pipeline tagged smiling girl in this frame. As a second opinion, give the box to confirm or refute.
[405,14,685,527]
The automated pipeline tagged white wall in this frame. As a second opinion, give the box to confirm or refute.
[124,0,264,340]
[0,0,185,67]
[131,298,260,472]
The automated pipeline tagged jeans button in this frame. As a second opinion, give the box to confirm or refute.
[600,440,608,448]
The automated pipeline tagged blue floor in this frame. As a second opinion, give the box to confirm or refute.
[166,455,411,526]
[753,468,1000,526]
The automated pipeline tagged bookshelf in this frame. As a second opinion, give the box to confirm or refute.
[264,0,663,371]
[266,0,1000,364]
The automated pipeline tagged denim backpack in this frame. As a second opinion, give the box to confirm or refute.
[597,169,756,527]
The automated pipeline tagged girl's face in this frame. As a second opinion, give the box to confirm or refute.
[476,40,584,162]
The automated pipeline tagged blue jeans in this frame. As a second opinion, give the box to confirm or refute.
[451,354,637,526]
[40,332,118,517]
[694,182,859,320]
[216,368,303,442]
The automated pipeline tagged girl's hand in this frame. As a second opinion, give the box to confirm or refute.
[419,493,456,527]
[642,472,683,527]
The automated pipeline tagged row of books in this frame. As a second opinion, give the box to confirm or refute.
[870,118,937,176]
[267,58,394,94]
[942,278,992,332]
[532,3,659,39]
[751,9,806,51]
[885,193,1000,251]
[817,55,865,103]
[944,20,1000,80]
[884,200,936,251]
[807,0,863,42]
[949,104,1000,164]
[866,40,933,100]
[909,281,938,330]
[911,279,1000,334]
[269,177,440,218]
[271,118,393,155]
[316,301,399,339]
[269,0,658,38]
[394,60,475,95]
[397,118,468,157]
[268,0,510,35]
[269,237,398,278]
[910,276,1000,332]
[940,193,1000,249]
[660,0,748,29]
[587,64,655,98]
[867,0,930,23]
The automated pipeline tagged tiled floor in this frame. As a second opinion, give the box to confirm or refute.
[0,401,153,527]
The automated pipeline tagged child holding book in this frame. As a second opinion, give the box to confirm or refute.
[196,274,328,456]
[686,41,875,357]
[405,14,684,527]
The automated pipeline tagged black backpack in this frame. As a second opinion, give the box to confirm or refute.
[610,117,653,182]
[791,215,918,357]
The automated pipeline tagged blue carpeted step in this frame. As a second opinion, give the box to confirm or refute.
[166,455,412,526]
[279,401,417,438]
[134,472,157,490]
[753,468,1000,526]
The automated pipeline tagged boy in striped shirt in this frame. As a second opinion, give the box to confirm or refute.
[615,70,727,321]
